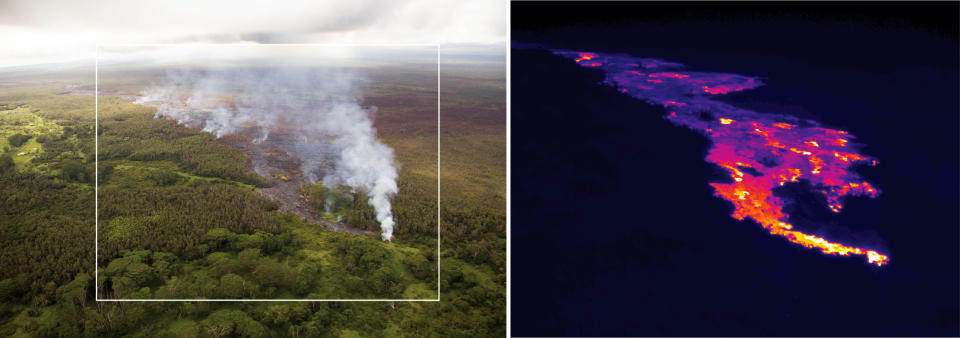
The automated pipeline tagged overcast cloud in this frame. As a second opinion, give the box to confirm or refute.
[0,0,505,67]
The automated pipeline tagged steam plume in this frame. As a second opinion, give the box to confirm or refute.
[135,66,398,240]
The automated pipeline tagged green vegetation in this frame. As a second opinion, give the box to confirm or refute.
[0,62,505,337]
[0,154,12,172]
[306,182,358,223]
[7,133,32,148]
[96,95,269,188]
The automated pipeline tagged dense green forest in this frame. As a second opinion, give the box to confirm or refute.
[0,68,505,337]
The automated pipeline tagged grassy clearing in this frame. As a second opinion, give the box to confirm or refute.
[0,106,61,170]
[103,161,257,191]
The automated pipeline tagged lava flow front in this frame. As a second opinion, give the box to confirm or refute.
[556,50,889,266]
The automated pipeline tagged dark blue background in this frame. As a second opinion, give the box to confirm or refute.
[511,2,958,336]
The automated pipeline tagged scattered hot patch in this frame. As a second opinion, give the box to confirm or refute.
[555,50,888,266]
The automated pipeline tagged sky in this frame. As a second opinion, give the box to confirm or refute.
[0,0,506,68]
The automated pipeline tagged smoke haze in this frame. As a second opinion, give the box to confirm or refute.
[135,64,399,240]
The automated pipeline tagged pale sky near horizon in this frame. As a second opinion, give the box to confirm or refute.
[0,0,506,68]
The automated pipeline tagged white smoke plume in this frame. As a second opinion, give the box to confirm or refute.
[135,66,399,240]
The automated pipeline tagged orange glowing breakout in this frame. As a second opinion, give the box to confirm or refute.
[555,49,889,266]
[573,52,603,67]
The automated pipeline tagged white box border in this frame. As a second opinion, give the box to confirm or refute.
[95,43,441,302]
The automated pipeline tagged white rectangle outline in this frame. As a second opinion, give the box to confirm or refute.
[95,43,441,302]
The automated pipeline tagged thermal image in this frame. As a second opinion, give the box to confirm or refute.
[556,50,888,266]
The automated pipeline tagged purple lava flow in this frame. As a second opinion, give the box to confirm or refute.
[553,50,888,266]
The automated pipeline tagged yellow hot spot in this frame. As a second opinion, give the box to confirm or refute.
[723,165,746,182]
[868,251,889,266]
[776,222,793,230]
[788,169,801,181]
[766,141,787,149]
[719,118,734,124]
[753,128,770,137]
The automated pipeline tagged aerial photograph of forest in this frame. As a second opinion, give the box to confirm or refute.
[0,1,505,336]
